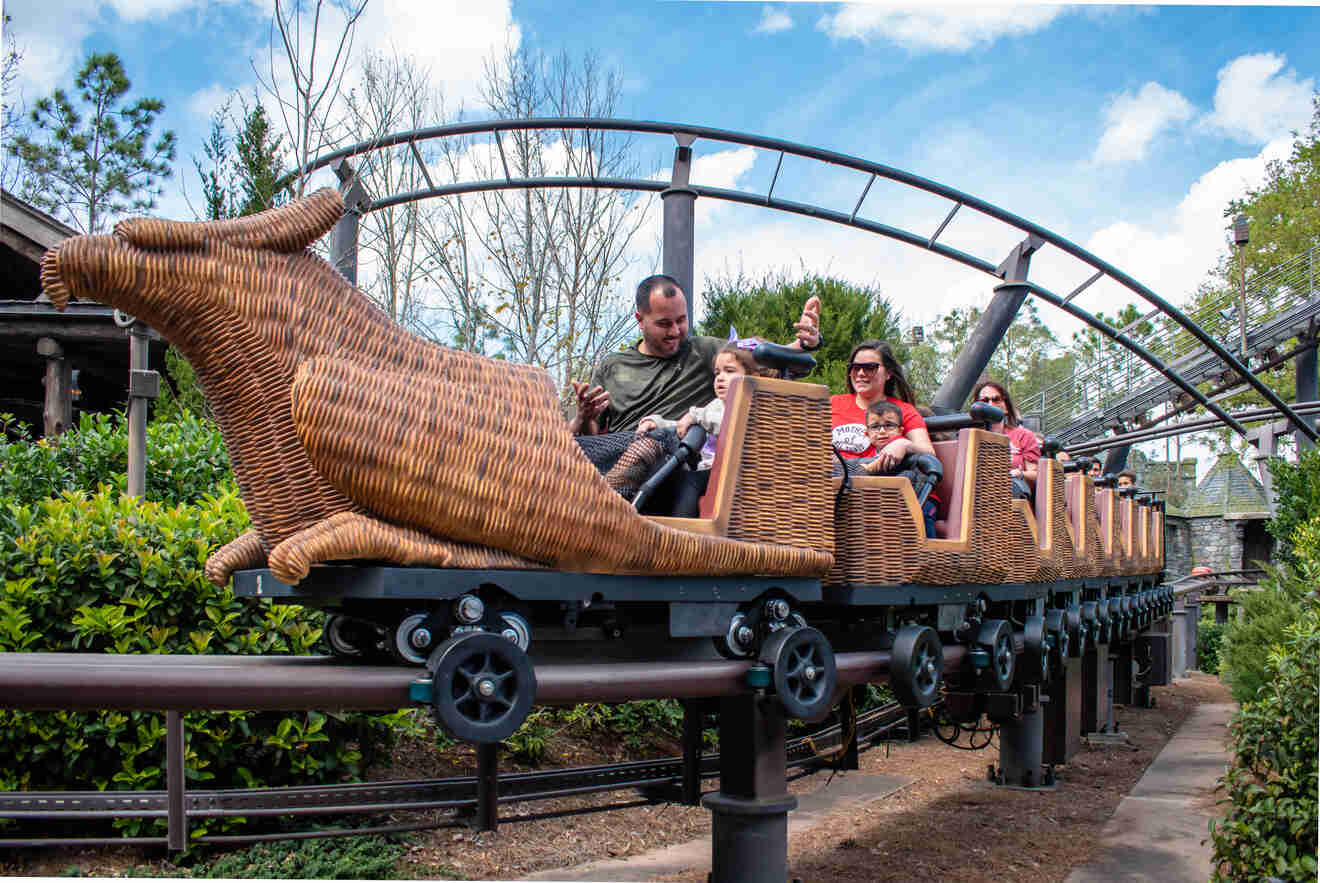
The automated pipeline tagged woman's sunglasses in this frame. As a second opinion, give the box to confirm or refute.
[848,362,882,376]
[978,393,1004,404]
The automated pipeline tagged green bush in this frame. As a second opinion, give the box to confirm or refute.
[0,411,233,506]
[0,487,396,837]
[1196,620,1227,675]
[1266,447,1320,564]
[193,834,407,879]
[1210,599,1319,882]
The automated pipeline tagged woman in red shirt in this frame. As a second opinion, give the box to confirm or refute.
[830,340,935,470]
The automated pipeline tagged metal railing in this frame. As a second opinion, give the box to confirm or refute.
[1040,243,1319,444]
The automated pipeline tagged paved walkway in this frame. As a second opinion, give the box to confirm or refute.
[1065,700,1235,883]
[521,693,1235,883]
[519,773,911,882]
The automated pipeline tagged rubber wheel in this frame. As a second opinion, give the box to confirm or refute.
[1044,609,1069,668]
[889,624,944,707]
[1022,616,1049,684]
[760,626,836,722]
[1095,600,1111,644]
[425,632,536,744]
[325,614,382,660]
[975,619,1015,692]
[390,612,433,666]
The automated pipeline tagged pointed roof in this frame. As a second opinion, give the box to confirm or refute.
[1177,454,1270,517]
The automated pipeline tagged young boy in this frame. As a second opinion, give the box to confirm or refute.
[853,400,939,538]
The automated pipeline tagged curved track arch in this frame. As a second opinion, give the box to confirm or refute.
[287,116,1317,444]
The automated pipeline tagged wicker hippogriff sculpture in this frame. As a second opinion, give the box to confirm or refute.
[41,189,832,586]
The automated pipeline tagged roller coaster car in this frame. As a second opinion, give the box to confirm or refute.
[39,188,1165,744]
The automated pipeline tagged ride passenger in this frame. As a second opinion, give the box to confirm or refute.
[971,378,1040,501]
[830,340,935,469]
[1116,470,1136,489]
[1088,460,1103,478]
[636,341,754,468]
[570,274,822,435]
[853,400,939,538]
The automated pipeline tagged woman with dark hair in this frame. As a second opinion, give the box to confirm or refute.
[971,377,1041,499]
[831,340,934,470]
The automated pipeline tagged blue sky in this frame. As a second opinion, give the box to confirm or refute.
[4,0,1316,339]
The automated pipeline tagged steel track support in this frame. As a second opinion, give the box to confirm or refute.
[1111,641,1134,707]
[703,693,797,883]
[1295,334,1317,451]
[166,711,186,851]
[330,160,369,286]
[681,699,703,805]
[126,324,155,498]
[662,136,698,323]
[1082,641,1113,734]
[994,686,1047,787]
[475,743,499,832]
[1043,657,1083,765]
[932,236,1043,413]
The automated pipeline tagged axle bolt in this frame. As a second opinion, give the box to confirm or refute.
[501,628,519,643]
[410,627,432,650]
[766,599,790,621]
[804,665,819,682]
[476,678,496,698]
[736,625,755,647]
[455,595,484,624]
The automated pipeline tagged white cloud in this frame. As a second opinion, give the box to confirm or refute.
[817,5,1064,52]
[1092,82,1195,166]
[754,6,794,35]
[352,0,518,109]
[1204,52,1314,144]
[1082,137,1292,311]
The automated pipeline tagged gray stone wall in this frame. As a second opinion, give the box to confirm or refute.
[1164,515,1241,576]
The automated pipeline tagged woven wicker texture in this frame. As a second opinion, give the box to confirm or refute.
[828,431,1162,587]
[40,188,831,585]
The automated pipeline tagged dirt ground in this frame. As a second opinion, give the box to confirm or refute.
[0,674,1230,882]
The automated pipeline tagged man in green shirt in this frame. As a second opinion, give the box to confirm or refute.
[570,274,822,434]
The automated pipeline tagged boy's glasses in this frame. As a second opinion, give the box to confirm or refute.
[849,362,882,376]
[868,422,902,432]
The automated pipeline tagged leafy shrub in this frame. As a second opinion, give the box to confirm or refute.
[1210,600,1319,882]
[1196,620,1227,674]
[0,411,233,507]
[194,834,406,879]
[0,487,394,836]
[1218,562,1310,704]
[1266,447,1320,564]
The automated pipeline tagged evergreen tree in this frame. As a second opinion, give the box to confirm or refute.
[698,269,905,395]
[7,52,176,233]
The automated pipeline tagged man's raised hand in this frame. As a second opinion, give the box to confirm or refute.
[794,295,822,349]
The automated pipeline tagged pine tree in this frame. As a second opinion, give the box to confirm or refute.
[8,52,176,233]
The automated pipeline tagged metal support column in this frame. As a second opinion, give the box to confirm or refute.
[1082,641,1112,734]
[680,699,703,805]
[932,235,1043,412]
[1112,641,1134,707]
[1043,657,1083,765]
[1295,335,1317,452]
[331,160,370,287]
[1185,598,1201,671]
[703,692,797,883]
[126,324,157,498]
[37,337,72,437]
[995,687,1046,787]
[1170,604,1188,679]
[475,743,499,832]
[662,135,698,322]
[166,711,186,851]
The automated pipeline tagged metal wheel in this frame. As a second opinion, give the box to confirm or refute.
[713,612,755,659]
[976,619,1015,692]
[889,624,944,707]
[498,612,531,651]
[425,632,536,744]
[1065,604,1085,657]
[1045,609,1069,666]
[760,626,836,722]
[1022,616,1049,684]
[391,612,435,666]
[1095,599,1112,644]
[325,614,381,660]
